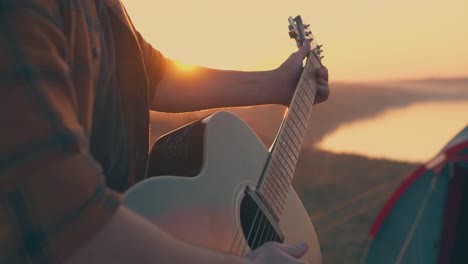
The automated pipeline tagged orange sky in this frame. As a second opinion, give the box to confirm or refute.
[122,0,468,82]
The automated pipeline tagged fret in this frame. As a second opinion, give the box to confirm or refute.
[263,176,287,207]
[287,114,305,138]
[301,90,313,109]
[260,182,284,215]
[260,181,278,204]
[265,175,288,200]
[274,159,294,185]
[257,15,324,218]
[278,153,296,174]
[301,78,315,98]
[304,73,314,87]
[285,121,302,144]
[297,94,311,113]
[279,131,300,156]
[276,145,297,172]
[285,116,304,139]
[281,136,299,161]
[304,78,317,99]
[272,163,291,189]
[279,132,300,154]
[293,99,308,121]
[298,89,309,107]
[293,95,308,114]
[263,181,287,211]
[284,126,301,151]
[269,162,290,189]
[276,148,296,175]
[299,86,313,106]
[290,108,307,130]
[275,160,288,178]
[265,182,288,208]
[269,160,291,187]
[274,150,295,175]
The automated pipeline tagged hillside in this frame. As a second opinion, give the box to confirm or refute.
[293,148,417,263]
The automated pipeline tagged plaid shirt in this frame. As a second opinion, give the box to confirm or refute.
[0,0,166,263]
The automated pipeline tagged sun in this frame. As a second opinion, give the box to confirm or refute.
[173,61,199,72]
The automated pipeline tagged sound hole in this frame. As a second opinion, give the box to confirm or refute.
[240,193,282,250]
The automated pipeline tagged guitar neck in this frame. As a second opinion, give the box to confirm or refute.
[258,52,322,219]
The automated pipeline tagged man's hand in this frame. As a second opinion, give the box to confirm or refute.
[277,40,330,106]
[245,241,309,264]
[154,41,329,113]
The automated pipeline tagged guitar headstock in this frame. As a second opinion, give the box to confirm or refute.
[288,15,323,62]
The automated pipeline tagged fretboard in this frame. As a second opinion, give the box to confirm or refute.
[258,52,322,220]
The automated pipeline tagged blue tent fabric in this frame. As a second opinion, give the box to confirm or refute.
[364,125,468,264]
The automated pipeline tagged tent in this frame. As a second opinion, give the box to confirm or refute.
[363,125,468,264]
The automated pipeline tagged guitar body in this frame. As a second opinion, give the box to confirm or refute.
[124,111,321,263]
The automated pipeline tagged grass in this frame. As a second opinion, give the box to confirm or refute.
[293,148,418,263]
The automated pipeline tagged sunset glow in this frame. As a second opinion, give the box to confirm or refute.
[123,0,468,82]
[173,61,199,72]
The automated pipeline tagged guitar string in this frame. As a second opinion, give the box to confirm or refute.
[260,170,286,200]
[262,180,285,217]
[232,191,274,257]
[265,71,311,248]
[251,61,318,251]
[273,149,295,179]
[265,164,289,210]
[261,178,282,212]
[237,65,317,256]
[253,90,314,250]
[255,184,288,250]
[255,201,281,251]
[255,213,270,249]
[276,142,297,172]
[271,155,293,189]
[229,226,243,255]
[242,204,268,255]
[288,110,306,137]
[249,176,288,253]
[239,180,283,257]
[237,207,261,256]
[260,83,314,210]
[242,211,267,255]
[259,180,283,215]
[266,160,290,195]
[264,172,288,205]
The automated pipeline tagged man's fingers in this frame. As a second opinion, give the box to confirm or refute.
[297,41,311,59]
[278,241,309,259]
[317,66,329,83]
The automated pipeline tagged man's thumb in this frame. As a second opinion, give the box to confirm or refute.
[278,241,309,259]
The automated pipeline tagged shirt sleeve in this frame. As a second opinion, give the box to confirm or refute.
[135,31,167,104]
[0,2,121,263]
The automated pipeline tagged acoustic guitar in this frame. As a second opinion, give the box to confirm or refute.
[124,15,324,263]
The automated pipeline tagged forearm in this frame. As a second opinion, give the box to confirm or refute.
[151,60,287,112]
[66,206,249,264]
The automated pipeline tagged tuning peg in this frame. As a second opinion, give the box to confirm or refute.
[304,24,310,28]
[289,30,298,39]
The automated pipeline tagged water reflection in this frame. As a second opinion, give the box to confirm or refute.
[317,101,468,162]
